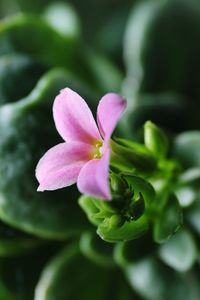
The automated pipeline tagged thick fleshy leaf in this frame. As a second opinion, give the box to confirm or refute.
[124,256,200,300]
[0,69,91,239]
[0,244,57,300]
[114,235,155,268]
[53,88,101,143]
[124,0,200,97]
[0,220,44,257]
[153,194,183,243]
[175,186,196,208]
[43,2,80,39]
[158,230,197,272]
[173,131,200,168]
[79,231,115,268]
[84,49,123,94]
[77,148,111,200]
[0,14,76,69]
[97,93,126,140]
[187,194,200,237]
[0,54,46,105]
[34,243,135,300]
[36,142,91,191]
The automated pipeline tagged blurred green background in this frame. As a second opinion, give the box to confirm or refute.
[0,0,200,299]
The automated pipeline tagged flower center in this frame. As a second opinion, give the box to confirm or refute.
[92,140,103,159]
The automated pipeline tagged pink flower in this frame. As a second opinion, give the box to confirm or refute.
[36,88,126,200]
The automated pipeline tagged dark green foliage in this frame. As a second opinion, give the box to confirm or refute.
[0,0,199,299]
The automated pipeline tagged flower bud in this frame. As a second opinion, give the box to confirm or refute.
[129,193,145,221]
[144,121,169,159]
[108,214,125,228]
[110,173,128,195]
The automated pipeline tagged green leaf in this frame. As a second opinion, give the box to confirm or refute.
[125,257,167,300]
[175,167,200,207]
[124,256,200,300]
[34,243,134,300]
[124,0,161,79]
[175,186,196,207]
[79,231,115,268]
[0,54,46,105]
[178,167,200,186]
[15,0,53,13]
[83,48,123,94]
[0,220,44,257]
[153,194,182,243]
[0,69,93,239]
[0,237,43,258]
[114,234,154,267]
[187,195,200,236]
[158,229,197,272]
[0,14,77,69]
[43,2,80,39]
[0,243,57,300]
[124,0,200,97]
[173,131,200,168]
[0,14,121,95]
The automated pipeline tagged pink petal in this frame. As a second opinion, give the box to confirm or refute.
[77,148,111,200]
[36,142,92,191]
[97,93,127,140]
[53,88,101,143]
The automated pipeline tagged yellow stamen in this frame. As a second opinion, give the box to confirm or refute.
[92,141,103,159]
